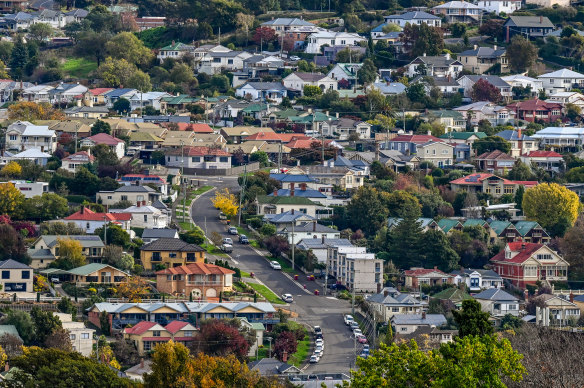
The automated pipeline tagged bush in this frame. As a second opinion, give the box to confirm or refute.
[260,223,276,236]
[247,217,262,229]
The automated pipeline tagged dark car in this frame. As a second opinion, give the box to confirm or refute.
[327,283,347,291]
[239,234,249,244]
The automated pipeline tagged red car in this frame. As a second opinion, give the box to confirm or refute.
[357,335,367,344]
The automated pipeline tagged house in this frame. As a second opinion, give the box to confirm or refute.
[129,92,172,111]
[5,121,57,153]
[546,91,584,110]
[123,321,197,355]
[495,129,538,157]
[164,146,232,170]
[422,110,466,133]
[9,180,49,198]
[454,101,514,126]
[450,269,504,292]
[264,211,316,232]
[430,287,472,310]
[406,54,462,78]
[372,81,407,96]
[531,126,584,152]
[439,131,486,147]
[538,68,584,95]
[0,259,33,293]
[520,150,563,173]
[140,238,206,270]
[506,98,563,123]
[47,263,130,285]
[198,51,253,75]
[501,74,543,97]
[61,151,95,172]
[156,41,195,61]
[22,84,54,102]
[80,133,125,159]
[514,221,550,244]
[50,83,88,104]
[457,45,508,74]
[404,267,454,288]
[191,44,231,63]
[54,313,95,357]
[391,313,447,334]
[305,31,366,54]
[64,207,132,234]
[490,242,569,288]
[125,360,152,382]
[282,72,338,94]
[111,202,169,229]
[279,221,340,245]
[248,358,301,376]
[256,196,320,218]
[388,217,439,232]
[155,262,234,299]
[64,106,110,119]
[260,17,315,35]
[141,228,179,244]
[327,63,363,87]
[97,185,161,207]
[220,126,274,144]
[413,76,461,97]
[475,150,515,174]
[302,165,363,191]
[383,11,441,27]
[321,118,372,140]
[103,88,138,108]
[526,0,569,8]
[327,246,383,293]
[449,173,538,198]
[477,0,521,14]
[504,16,555,42]
[394,326,457,348]
[533,294,580,326]
[387,133,441,154]
[473,288,520,318]
[432,1,484,23]
[82,88,114,106]
[235,82,288,103]
[238,317,265,357]
[457,75,513,101]
[28,235,104,269]
[296,237,352,264]
[368,287,427,321]
[489,220,519,244]
[119,173,169,196]
[8,149,52,166]
[436,218,463,234]
[415,141,454,168]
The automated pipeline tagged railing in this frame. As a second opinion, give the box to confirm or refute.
[186,281,223,286]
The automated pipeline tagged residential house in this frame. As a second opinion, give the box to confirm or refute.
[111,202,169,229]
[416,141,454,168]
[125,360,152,382]
[235,82,288,103]
[260,17,316,36]
[164,146,232,170]
[0,80,31,103]
[450,269,504,292]
[123,321,197,355]
[327,63,363,87]
[238,317,265,357]
[140,238,206,270]
[404,268,454,288]
[533,294,580,327]
[282,72,338,94]
[296,237,352,264]
[501,74,542,97]
[28,235,104,268]
[538,68,584,95]
[432,1,484,23]
[473,288,520,318]
[64,106,110,119]
[49,83,88,104]
[8,149,51,166]
[454,101,514,126]
[54,313,95,357]
[457,75,513,101]
[388,217,439,232]
[279,222,340,245]
[477,0,521,14]
[141,228,179,244]
[192,44,231,63]
[383,11,442,27]
[475,150,515,173]
[5,121,57,153]
[391,313,447,334]
[64,207,132,234]
[61,151,95,172]
[269,173,319,191]
[305,31,366,54]
[372,81,407,96]
[0,259,33,293]
[490,241,569,288]
[327,246,383,293]
[45,263,130,285]
[531,126,584,152]
[303,165,364,191]
[489,221,519,244]
[129,92,172,111]
[438,131,487,147]
[449,173,538,198]
[368,287,427,321]
[119,173,169,196]
[504,16,555,42]
[256,196,320,218]
[97,185,161,207]
[248,358,301,376]
[155,262,234,299]
[424,110,466,133]
[82,88,114,106]
[526,0,569,7]
[387,133,441,154]
[436,218,463,234]
[22,84,54,102]
[513,220,550,244]
[457,45,508,74]
[156,41,195,61]
[9,180,49,198]
[263,210,316,232]
[546,91,584,110]
[220,126,274,144]
[103,88,138,108]
[506,98,563,123]
[321,118,372,140]
[406,54,462,78]
[198,51,253,75]
[80,133,125,159]
[495,129,538,157]
[520,150,563,173]
[430,287,472,310]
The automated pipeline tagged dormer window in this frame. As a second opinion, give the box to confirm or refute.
[505,250,511,259]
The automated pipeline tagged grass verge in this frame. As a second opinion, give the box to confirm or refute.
[241,270,251,277]
[62,57,98,78]
[248,347,269,362]
[250,240,260,249]
[271,257,294,273]
[246,282,285,305]
[290,333,310,368]
[201,243,228,257]
[193,185,213,195]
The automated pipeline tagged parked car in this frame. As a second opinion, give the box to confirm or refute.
[220,244,233,253]
[314,326,322,335]
[239,234,249,244]
[352,329,362,338]
[344,315,354,326]
[357,335,367,344]
[282,293,293,303]
[309,354,320,363]
[315,340,324,351]
[313,348,322,357]
[219,212,227,220]
[228,227,238,235]
[315,338,324,347]
[362,344,370,352]
[328,283,347,291]
[315,345,323,355]
[315,332,323,340]
[359,351,369,359]
[51,277,60,284]
[289,55,301,61]
[222,237,233,245]
[270,261,282,270]
[350,322,359,331]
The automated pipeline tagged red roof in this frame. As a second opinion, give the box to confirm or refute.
[162,122,214,133]
[166,146,231,157]
[507,98,562,111]
[62,151,95,162]
[87,133,124,145]
[65,207,132,222]
[156,262,235,276]
[404,268,452,277]
[491,242,543,264]
[141,337,173,341]
[450,173,538,187]
[123,321,158,335]
[524,150,563,158]
[476,149,514,161]
[89,88,114,96]
[390,134,441,143]
[164,321,191,334]
[245,132,311,142]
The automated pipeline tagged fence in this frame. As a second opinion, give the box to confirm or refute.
[183,162,260,176]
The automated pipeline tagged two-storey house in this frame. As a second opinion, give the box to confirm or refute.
[165,146,232,170]
[140,238,206,270]
[457,45,508,74]
[155,262,235,300]
[5,121,57,153]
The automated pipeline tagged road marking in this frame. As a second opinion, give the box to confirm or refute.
[326,297,338,300]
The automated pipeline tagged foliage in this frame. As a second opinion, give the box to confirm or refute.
[560,215,584,280]
[259,223,276,236]
[21,193,69,222]
[0,223,29,264]
[57,297,76,319]
[91,120,111,136]
[7,101,65,121]
[452,299,493,337]
[44,327,73,351]
[40,221,85,235]
[30,306,62,345]
[2,310,34,345]
[346,186,389,236]
[402,23,444,57]
[1,161,22,178]
[95,224,131,247]
[190,319,251,360]
[180,226,205,245]
[249,150,268,165]
[29,23,54,42]
[211,188,239,217]
[273,330,297,361]
[103,245,134,271]
[303,85,322,97]
[472,136,511,155]
[106,32,153,67]
[471,79,502,103]
[116,276,149,302]
[423,229,460,272]
[506,35,538,73]
[111,338,140,367]
[0,333,23,357]
[113,97,131,114]
[0,182,24,216]
[50,238,86,270]
[263,235,288,257]
[357,58,377,86]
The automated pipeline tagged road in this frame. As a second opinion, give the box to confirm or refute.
[189,176,362,373]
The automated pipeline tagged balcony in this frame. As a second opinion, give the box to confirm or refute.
[186,281,223,286]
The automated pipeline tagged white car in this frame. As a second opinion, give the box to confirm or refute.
[270,261,282,270]
[282,293,294,303]
[289,55,301,61]
[315,340,324,351]
[309,354,320,363]
[315,345,323,355]
[313,348,322,357]
[222,237,233,245]
[352,329,363,338]
[344,314,354,326]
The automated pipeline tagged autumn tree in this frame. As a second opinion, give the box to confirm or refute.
[273,330,297,361]
[402,23,444,57]
[0,183,24,217]
[1,161,22,178]
[143,341,194,387]
[51,238,86,270]
[7,101,65,121]
[506,35,538,73]
[211,188,239,217]
[523,183,582,236]
[471,78,503,103]
[116,276,149,302]
[252,27,276,47]
[190,319,251,360]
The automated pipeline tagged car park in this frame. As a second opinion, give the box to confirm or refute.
[228,227,238,235]
[239,234,249,244]
[270,261,282,270]
[282,293,293,303]
[344,315,354,326]
[309,355,319,363]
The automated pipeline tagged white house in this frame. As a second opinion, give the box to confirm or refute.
[321,118,372,140]
[9,149,52,166]
[538,68,584,95]
[282,72,338,94]
[501,74,543,96]
[235,82,288,103]
[432,1,484,23]
[547,91,584,110]
[54,313,95,357]
[64,207,133,234]
[406,54,463,78]
[327,63,362,87]
[327,246,383,293]
[473,288,520,317]
[305,31,366,54]
[198,51,253,75]
[80,133,126,159]
[164,146,232,169]
[22,84,54,103]
[5,121,57,153]
[477,0,521,14]
[128,92,172,111]
[531,127,584,151]
[383,11,441,27]
[111,203,169,229]
[260,17,316,35]
[450,269,504,292]
[156,41,195,61]
[10,180,49,198]
[61,151,95,172]
[279,221,340,245]
[50,83,89,104]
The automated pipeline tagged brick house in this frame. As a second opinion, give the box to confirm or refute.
[404,267,454,289]
[155,262,235,300]
[474,150,515,174]
[506,99,563,123]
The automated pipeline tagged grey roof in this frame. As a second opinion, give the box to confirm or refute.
[290,72,328,82]
[0,259,32,269]
[264,211,316,224]
[269,188,327,198]
[261,18,314,27]
[369,288,426,307]
[459,47,506,58]
[140,238,205,252]
[65,106,110,114]
[461,75,510,88]
[505,16,554,29]
[374,82,407,95]
[473,288,518,301]
[450,268,502,280]
[296,238,353,250]
[141,228,179,239]
[496,129,534,141]
[39,235,104,248]
[151,199,169,211]
[281,222,339,234]
[27,248,55,259]
[391,313,447,326]
[114,185,157,193]
[0,325,22,341]
[411,55,461,68]
[248,358,300,375]
[240,82,287,91]
[91,301,276,314]
[385,11,440,21]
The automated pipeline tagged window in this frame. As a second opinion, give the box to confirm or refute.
[1,271,9,280]
[143,341,153,351]
[121,195,128,201]
[81,333,90,339]
[192,157,201,162]
[22,271,30,279]
[184,331,193,337]
[392,307,399,312]
[8,135,16,141]
[219,157,228,163]
[152,252,162,261]
[144,215,148,222]
[86,222,90,229]
[70,334,76,340]
[400,327,407,332]
[153,331,161,337]
[537,254,552,261]
[524,265,537,277]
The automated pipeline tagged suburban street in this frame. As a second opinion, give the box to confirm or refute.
[189,176,359,374]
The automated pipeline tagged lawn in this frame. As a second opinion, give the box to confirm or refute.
[240,270,251,278]
[271,257,294,273]
[179,222,194,231]
[62,58,98,78]
[290,332,310,368]
[246,282,285,305]
[192,185,213,195]
[248,347,269,362]
[201,243,227,257]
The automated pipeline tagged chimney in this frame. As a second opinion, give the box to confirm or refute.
[521,243,526,251]
[422,311,426,320]
[313,221,316,232]
[540,15,543,23]
[473,44,477,50]
[80,206,85,214]
[427,130,431,136]
[273,189,278,196]
[290,183,295,197]
[336,112,339,119]
[140,358,144,368]
[524,289,529,302]
[321,235,325,244]
[142,200,146,206]
[570,292,574,303]
[282,351,288,362]
[291,209,295,215]
[384,289,389,297]
[423,52,426,57]
[493,44,497,50]
[445,52,450,60]
[4,363,8,372]
[137,201,141,208]
[300,183,307,191]
[434,266,437,270]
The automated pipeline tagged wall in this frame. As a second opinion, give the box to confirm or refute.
[182,162,260,176]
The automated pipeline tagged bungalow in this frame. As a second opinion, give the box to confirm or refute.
[155,262,235,299]
[438,131,487,147]
[538,68,584,95]
[103,88,138,108]
[255,196,320,218]
[123,321,197,355]
[454,101,514,126]
[475,150,515,174]
[198,50,253,75]
[473,288,520,318]
[111,202,169,229]
[321,118,372,140]
[296,237,352,264]
[449,173,538,198]
[141,228,179,244]
[80,133,125,159]
[457,75,513,101]
[61,151,95,172]
[260,17,316,36]
[64,106,110,119]
[234,82,288,103]
[165,146,232,170]
[220,126,274,144]
[279,221,340,244]
[140,238,206,270]
[391,313,447,334]
[450,268,504,292]
[404,267,454,289]
[282,72,338,94]
[501,74,543,97]
[387,133,441,154]
[432,1,483,23]
[412,76,460,97]
[368,287,427,321]
[520,150,563,173]
[495,129,538,157]
[534,294,580,327]
[504,16,555,42]
[457,45,508,74]
[64,207,132,234]
[8,149,52,166]
[506,98,563,123]
[327,63,363,87]
[129,92,172,111]
[248,358,301,377]
[490,242,569,288]
[50,83,88,104]
[430,287,472,310]
[383,11,441,27]
[97,185,162,207]
[28,235,104,269]
[156,41,195,61]
[546,91,584,110]
[43,263,130,284]
[406,54,462,78]
[305,31,366,54]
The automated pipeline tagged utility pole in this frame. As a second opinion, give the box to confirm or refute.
[238,164,247,226]
[353,332,357,368]
[267,337,273,358]
[372,310,376,348]
[103,216,107,246]
[321,115,325,164]
[278,142,282,171]
[323,246,329,296]
[181,140,186,223]
[291,222,295,271]
[351,283,355,316]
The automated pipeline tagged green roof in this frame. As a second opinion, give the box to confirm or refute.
[242,103,268,113]
[432,288,472,304]
[437,219,461,233]
[463,219,488,227]
[256,195,317,206]
[272,109,300,119]
[289,112,335,124]
[335,63,362,78]
[162,95,200,104]
[0,325,22,339]
[428,110,464,119]
[67,263,128,276]
[514,221,540,237]
[489,221,514,235]
[160,42,189,51]
[439,131,487,140]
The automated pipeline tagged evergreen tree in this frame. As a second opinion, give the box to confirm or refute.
[452,299,493,337]
[387,206,423,268]
[423,229,460,271]
[9,38,27,80]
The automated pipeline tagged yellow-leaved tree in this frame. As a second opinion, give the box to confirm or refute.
[54,238,86,270]
[522,182,582,236]
[116,276,149,302]
[0,183,24,216]
[211,188,239,217]
[1,161,22,178]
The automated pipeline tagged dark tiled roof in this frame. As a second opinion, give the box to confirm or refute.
[140,238,205,252]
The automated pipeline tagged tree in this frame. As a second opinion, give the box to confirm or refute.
[191,319,251,360]
[127,70,152,92]
[560,215,584,280]
[21,193,69,222]
[116,276,149,302]
[97,57,136,88]
[1,161,22,178]
[57,296,76,317]
[44,327,73,351]
[385,190,421,218]
[506,35,538,73]
[170,63,194,84]
[303,85,322,97]
[252,27,276,47]
[29,23,54,43]
[7,101,65,121]
[0,333,23,357]
[346,186,389,236]
[402,23,444,57]
[91,120,111,135]
[106,31,153,66]
[211,188,239,217]
[9,37,28,80]
[103,245,134,271]
[40,221,85,235]
[249,150,268,165]
[566,103,581,122]
[471,78,502,103]
[112,97,131,115]
[0,183,24,216]
[523,183,582,235]
[30,306,62,345]
[507,160,535,181]
[76,31,111,67]
[386,206,424,268]
[472,135,511,155]
[406,83,426,103]
[112,338,140,367]
[50,239,84,270]
[2,309,34,345]
[424,229,460,271]
[144,341,194,388]
[452,299,493,337]
[273,330,297,361]
[357,58,377,86]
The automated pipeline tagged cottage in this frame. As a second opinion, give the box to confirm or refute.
[391,313,447,334]
[473,288,520,318]
[141,228,179,244]
[80,133,125,159]
[454,101,514,126]
[112,202,169,229]
[368,287,426,321]
[520,150,563,173]
[279,221,340,244]
[235,82,288,103]
[406,54,462,78]
[64,207,132,234]
[450,268,503,292]
[404,267,454,288]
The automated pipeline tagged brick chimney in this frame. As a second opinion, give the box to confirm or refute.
[313,221,316,232]
[384,289,389,297]
[273,189,278,196]
[80,206,86,214]
[282,351,288,362]
[140,358,144,368]
[137,201,141,208]
[290,183,295,197]
[321,235,325,244]
[422,311,426,320]
[291,209,294,215]
[524,289,529,302]
[300,183,307,191]
[570,292,574,303]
